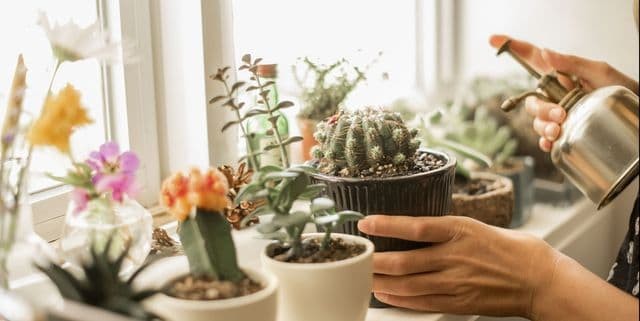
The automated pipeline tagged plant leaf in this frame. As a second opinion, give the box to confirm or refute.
[209,95,226,104]
[280,136,303,146]
[241,54,252,64]
[311,197,335,213]
[264,171,299,180]
[230,81,246,94]
[222,120,241,132]
[299,183,326,199]
[274,101,294,111]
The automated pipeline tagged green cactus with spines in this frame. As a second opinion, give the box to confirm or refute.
[312,108,421,176]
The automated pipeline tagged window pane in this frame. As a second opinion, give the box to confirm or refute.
[0,0,108,193]
[232,0,417,107]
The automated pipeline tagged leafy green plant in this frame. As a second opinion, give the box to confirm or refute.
[210,55,301,169]
[37,238,160,320]
[210,54,364,260]
[311,107,421,177]
[294,57,373,122]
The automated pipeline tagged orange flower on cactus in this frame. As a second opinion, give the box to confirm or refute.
[28,84,93,153]
[160,168,230,221]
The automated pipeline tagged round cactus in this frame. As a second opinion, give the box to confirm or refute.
[312,107,421,176]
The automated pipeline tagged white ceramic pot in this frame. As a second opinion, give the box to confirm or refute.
[262,233,374,321]
[136,256,278,321]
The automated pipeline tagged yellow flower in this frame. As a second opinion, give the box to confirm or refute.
[28,84,93,153]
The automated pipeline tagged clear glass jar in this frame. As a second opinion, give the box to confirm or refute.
[60,197,152,273]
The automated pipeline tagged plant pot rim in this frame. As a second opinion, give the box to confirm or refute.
[453,172,513,201]
[310,148,456,183]
[261,233,374,270]
[142,257,278,310]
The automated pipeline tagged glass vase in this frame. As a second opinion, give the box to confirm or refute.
[0,115,58,289]
[59,196,153,273]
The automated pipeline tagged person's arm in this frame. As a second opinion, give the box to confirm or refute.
[489,35,639,152]
[358,215,639,320]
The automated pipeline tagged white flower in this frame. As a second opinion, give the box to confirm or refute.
[37,12,129,63]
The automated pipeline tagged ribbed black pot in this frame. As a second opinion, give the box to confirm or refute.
[311,149,456,308]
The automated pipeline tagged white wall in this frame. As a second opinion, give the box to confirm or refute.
[457,0,639,81]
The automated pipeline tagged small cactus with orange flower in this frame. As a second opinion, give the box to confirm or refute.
[161,167,243,282]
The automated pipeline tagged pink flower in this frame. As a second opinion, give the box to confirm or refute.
[71,188,90,214]
[87,142,139,202]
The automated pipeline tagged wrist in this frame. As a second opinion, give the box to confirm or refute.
[528,249,571,321]
[524,238,565,320]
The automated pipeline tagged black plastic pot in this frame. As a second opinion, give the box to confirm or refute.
[311,149,456,308]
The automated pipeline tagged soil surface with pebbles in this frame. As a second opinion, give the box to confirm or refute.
[165,274,263,301]
[329,151,447,178]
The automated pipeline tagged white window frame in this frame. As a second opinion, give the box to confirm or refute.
[31,0,161,241]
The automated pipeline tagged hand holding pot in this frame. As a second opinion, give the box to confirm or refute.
[358,215,639,320]
[488,34,639,152]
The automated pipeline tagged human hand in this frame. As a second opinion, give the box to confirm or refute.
[489,34,639,152]
[358,215,560,317]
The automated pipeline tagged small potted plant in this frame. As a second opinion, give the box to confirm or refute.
[293,56,377,161]
[418,108,515,227]
[136,167,278,321]
[212,55,374,321]
[422,105,528,227]
[38,238,161,320]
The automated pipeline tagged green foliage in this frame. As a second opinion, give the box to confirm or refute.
[236,164,363,259]
[178,209,244,282]
[417,103,517,179]
[37,238,160,320]
[294,56,374,121]
[209,55,301,169]
[311,107,421,177]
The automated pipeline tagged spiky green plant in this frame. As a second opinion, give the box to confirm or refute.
[210,54,364,260]
[37,238,160,320]
[294,57,368,121]
[311,107,421,177]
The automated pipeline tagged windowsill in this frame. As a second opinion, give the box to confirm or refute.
[11,196,624,321]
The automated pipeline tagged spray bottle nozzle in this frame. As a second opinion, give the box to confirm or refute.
[496,40,541,79]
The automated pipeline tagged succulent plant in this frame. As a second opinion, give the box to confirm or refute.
[218,163,260,229]
[311,107,421,177]
[37,238,160,320]
[161,168,244,283]
[294,57,369,122]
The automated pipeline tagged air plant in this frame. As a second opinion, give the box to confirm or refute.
[210,54,363,261]
[37,238,161,320]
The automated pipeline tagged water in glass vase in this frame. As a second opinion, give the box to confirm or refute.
[245,64,290,168]
[60,197,152,273]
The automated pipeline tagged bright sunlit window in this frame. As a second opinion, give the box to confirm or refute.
[232,0,418,107]
[0,1,108,194]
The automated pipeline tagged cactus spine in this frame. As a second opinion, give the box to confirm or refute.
[313,108,420,176]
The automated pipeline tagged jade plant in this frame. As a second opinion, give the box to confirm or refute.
[38,238,160,320]
[160,167,243,282]
[210,54,363,261]
[311,107,421,177]
[294,57,371,122]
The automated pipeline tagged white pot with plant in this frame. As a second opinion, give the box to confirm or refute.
[212,55,373,321]
[137,167,278,321]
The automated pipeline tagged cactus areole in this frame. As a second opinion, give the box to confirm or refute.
[312,107,442,178]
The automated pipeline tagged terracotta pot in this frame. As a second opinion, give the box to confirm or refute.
[452,172,514,227]
[136,256,278,321]
[262,233,373,321]
[296,117,319,161]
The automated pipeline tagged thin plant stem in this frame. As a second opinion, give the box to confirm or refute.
[222,81,259,170]
[254,75,289,168]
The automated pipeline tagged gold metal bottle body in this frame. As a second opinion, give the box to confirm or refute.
[551,86,639,208]
[497,40,639,209]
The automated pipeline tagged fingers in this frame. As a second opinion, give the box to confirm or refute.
[489,34,552,74]
[533,118,561,142]
[539,137,553,152]
[373,246,446,275]
[373,272,451,297]
[525,97,566,122]
[374,293,456,313]
[358,215,464,243]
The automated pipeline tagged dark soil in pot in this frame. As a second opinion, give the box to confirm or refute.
[265,237,366,263]
[311,149,456,253]
[451,172,514,228]
[165,274,263,301]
